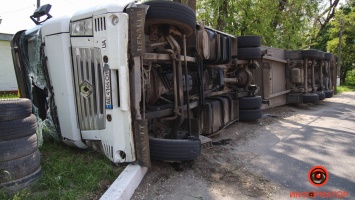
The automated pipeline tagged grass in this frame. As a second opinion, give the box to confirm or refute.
[0,138,124,200]
[0,93,18,99]
[337,84,355,94]
[1,91,124,199]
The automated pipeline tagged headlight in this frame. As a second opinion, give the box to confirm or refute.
[70,18,93,36]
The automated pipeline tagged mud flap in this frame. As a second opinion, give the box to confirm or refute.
[134,119,151,167]
[127,6,147,57]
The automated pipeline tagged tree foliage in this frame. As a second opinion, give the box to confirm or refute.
[197,0,319,49]
[327,1,355,83]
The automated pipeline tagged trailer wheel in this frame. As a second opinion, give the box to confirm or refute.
[301,49,320,59]
[239,96,262,110]
[149,137,201,161]
[239,109,262,121]
[317,51,325,60]
[315,91,326,101]
[237,47,262,60]
[144,1,196,36]
[324,90,333,98]
[0,150,41,184]
[0,114,37,141]
[324,53,333,61]
[237,36,262,48]
[302,93,319,104]
[0,98,32,121]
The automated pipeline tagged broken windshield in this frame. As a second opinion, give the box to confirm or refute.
[13,26,61,145]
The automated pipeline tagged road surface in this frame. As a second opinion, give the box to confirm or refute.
[132,92,355,200]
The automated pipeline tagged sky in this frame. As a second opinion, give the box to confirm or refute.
[0,0,106,34]
[0,0,347,34]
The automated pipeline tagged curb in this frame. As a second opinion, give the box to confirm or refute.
[100,164,148,200]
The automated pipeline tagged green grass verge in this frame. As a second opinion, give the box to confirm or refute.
[0,93,18,99]
[0,138,124,200]
[337,84,355,94]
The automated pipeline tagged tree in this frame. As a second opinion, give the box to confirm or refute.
[313,0,340,38]
[196,0,318,49]
[327,2,355,84]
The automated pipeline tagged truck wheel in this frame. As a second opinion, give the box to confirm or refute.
[149,137,201,161]
[239,96,262,110]
[318,51,325,60]
[324,53,333,61]
[301,49,319,59]
[144,1,196,36]
[324,90,333,98]
[0,114,36,141]
[237,47,262,60]
[315,91,326,101]
[0,98,32,121]
[302,93,319,104]
[0,134,37,162]
[239,109,262,121]
[0,150,41,184]
[237,36,262,48]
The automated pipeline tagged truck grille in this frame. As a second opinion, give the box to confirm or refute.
[94,17,106,32]
[72,48,105,130]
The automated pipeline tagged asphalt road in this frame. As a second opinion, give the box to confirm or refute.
[237,92,355,199]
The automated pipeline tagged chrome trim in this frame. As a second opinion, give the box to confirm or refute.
[72,47,105,130]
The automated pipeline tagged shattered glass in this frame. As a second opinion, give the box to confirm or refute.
[16,26,61,145]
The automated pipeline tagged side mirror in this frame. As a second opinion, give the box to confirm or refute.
[30,4,52,25]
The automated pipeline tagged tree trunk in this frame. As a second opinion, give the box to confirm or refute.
[173,0,196,11]
[272,0,287,29]
[216,0,228,31]
[340,68,348,84]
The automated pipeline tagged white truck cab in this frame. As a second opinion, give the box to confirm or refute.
[11,1,265,166]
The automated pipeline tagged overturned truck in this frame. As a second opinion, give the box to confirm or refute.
[11,1,336,166]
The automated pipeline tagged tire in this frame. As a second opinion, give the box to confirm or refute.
[239,96,262,110]
[149,137,201,161]
[0,134,37,162]
[324,53,333,61]
[237,36,262,48]
[237,47,262,60]
[144,1,196,36]
[0,114,37,141]
[315,91,325,101]
[0,150,40,184]
[301,49,319,59]
[239,109,262,121]
[302,93,319,104]
[0,167,42,192]
[0,98,32,121]
[324,90,333,98]
[318,51,325,60]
